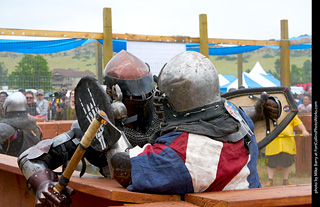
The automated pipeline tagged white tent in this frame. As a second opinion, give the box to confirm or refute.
[250,61,267,75]
[220,62,280,93]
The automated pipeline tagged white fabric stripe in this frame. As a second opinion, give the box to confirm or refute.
[222,154,250,191]
[129,143,150,158]
[185,133,223,193]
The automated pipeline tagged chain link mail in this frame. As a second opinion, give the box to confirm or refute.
[123,113,160,147]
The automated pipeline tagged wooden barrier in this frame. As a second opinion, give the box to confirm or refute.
[0,154,181,207]
[37,120,75,139]
[184,185,312,207]
[0,154,312,207]
[295,115,312,175]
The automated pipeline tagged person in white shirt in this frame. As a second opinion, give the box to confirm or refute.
[298,95,312,114]
[35,89,48,121]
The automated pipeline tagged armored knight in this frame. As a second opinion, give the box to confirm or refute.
[110,51,280,192]
[17,51,159,206]
[0,92,42,157]
[17,51,280,206]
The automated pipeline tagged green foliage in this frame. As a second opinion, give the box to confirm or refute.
[0,62,8,86]
[262,54,273,58]
[290,60,312,85]
[8,54,52,90]
[268,58,280,80]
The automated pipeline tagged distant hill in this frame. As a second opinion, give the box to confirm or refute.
[0,42,311,77]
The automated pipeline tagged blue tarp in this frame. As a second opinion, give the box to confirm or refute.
[0,38,126,54]
[0,39,95,54]
[0,36,311,54]
[186,44,263,55]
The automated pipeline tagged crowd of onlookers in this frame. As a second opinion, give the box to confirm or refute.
[293,86,312,115]
[0,85,312,122]
[0,85,77,122]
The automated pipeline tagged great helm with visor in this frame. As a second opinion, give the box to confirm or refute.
[103,50,155,132]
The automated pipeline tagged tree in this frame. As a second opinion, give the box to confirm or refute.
[268,58,280,80]
[290,64,302,85]
[0,62,8,87]
[8,54,52,90]
[302,60,312,83]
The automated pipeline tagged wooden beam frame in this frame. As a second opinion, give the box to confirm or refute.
[103,7,113,67]
[0,28,310,47]
[280,19,290,89]
[199,14,209,57]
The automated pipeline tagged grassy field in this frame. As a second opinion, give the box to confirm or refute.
[257,154,311,187]
[210,53,311,76]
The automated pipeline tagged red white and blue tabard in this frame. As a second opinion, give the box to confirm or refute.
[127,109,261,194]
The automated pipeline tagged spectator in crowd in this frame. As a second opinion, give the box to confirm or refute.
[298,95,312,114]
[296,86,312,106]
[26,91,45,122]
[51,85,68,120]
[18,88,26,95]
[26,91,38,116]
[265,115,309,186]
[35,89,48,121]
[0,91,8,120]
[228,87,237,92]
[55,89,76,120]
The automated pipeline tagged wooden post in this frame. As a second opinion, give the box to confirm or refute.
[95,41,103,84]
[237,54,243,88]
[103,8,113,68]
[199,14,209,58]
[280,19,290,89]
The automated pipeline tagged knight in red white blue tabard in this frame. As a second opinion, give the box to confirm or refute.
[110,51,279,193]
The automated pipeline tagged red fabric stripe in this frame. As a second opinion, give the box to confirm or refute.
[138,143,167,157]
[205,140,249,191]
[168,132,189,162]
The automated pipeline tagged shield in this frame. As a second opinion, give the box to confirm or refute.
[221,86,298,150]
[75,76,120,152]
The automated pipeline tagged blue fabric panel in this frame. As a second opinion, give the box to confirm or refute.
[186,43,263,55]
[96,39,127,52]
[128,144,194,194]
[238,107,261,188]
[0,39,94,54]
[0,39,127,54]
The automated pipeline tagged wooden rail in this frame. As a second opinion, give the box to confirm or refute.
[0,154,312,207]
[0,154,181,206]
[37,120,75,139]
[0,28,310,46]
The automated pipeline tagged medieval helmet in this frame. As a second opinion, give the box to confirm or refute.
[103,50,155,132]
[3,92,27,115]
[158,51,221,113]
[103,50,154,99]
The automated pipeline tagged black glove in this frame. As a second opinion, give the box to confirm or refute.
[27,169,74,207]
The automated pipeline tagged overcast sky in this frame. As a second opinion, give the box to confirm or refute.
[0,0,312,40]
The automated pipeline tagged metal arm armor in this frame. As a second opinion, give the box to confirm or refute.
[18,129,80,180]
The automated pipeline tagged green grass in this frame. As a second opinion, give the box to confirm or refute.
[210,53,311,76]
[257,154,311,187]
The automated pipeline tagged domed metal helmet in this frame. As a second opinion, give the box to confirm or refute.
[3,92,27,116]
[158,51,221,123]
[103,50,155,132]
